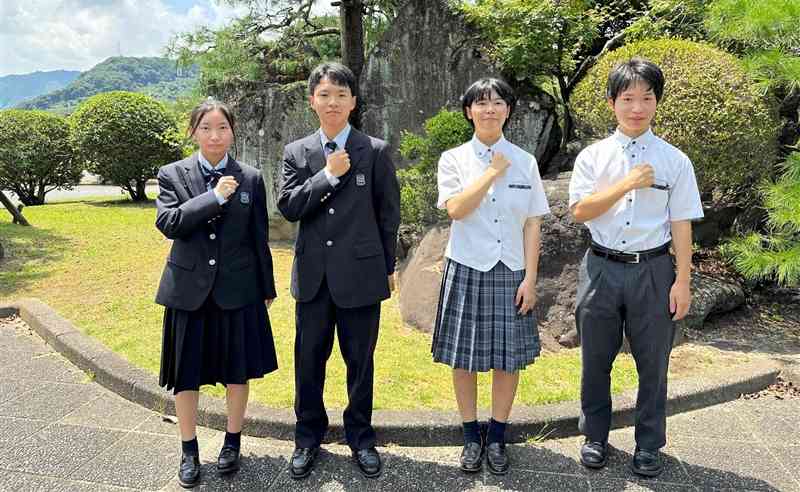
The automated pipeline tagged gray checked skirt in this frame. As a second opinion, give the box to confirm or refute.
[431,258,541,372]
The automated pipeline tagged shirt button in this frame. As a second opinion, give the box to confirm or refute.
[209,233,216,240]
[622,241,627,244]
[628,199,633,203]
[496,240,501,244]
[631,154,636,158]
[626,222,630,226]
[209,259,216,266]
[492,198,496,202]
[326,240,333,247]
[328,208,335,215]
[632,141,637,145]
[494,219,498,223]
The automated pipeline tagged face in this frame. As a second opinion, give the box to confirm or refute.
[309,77,356,131]
[608,81,658,138]
[191,109,234,162]
[466,89,509,135]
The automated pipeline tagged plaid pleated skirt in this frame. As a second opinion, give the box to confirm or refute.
[431,258,541,372]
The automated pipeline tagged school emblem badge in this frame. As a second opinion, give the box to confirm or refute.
[356,173,366,186]
[240,191,250,204]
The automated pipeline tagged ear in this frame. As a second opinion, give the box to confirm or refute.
[465,107,473,121]
[308,94,315,107]
[606,98,615,111]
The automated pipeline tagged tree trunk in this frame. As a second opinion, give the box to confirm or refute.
[0,191,30,226]
[132,180,148,202]
[340,0,365,129]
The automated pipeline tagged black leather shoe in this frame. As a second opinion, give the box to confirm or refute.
[580,440,608,469]
[353,447,382,478]
[217,445,240,475]
[485,442,509,475]
[290,446,319,480]
[631,447,663,477]
[459,440,484,473]
[178,453,201,489]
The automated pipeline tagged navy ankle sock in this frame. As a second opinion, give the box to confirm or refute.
[224,431,241,450]
[182,437,199,456]
[487,418,507,445]
[463,420,481,444]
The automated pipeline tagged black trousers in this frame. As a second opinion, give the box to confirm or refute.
[294,277,381,450]
[576,249,676,450]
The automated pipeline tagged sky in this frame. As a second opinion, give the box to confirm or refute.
[0,0,334,77]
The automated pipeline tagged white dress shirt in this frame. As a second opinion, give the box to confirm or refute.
[437,134,550,272]
[319,124,351,187]
[568,128,704,252]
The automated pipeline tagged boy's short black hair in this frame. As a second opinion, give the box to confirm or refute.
[308,62,357,96]
[461,77,517,130]
[606,58,665,102]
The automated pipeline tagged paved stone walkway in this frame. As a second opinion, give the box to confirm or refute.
[0,318,798,491]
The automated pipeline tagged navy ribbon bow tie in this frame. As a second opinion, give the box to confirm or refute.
[324,141,338,154]
[203,168,224,188]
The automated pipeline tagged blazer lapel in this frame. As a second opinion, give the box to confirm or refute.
[180,154,206,198]
[303,131,326,175]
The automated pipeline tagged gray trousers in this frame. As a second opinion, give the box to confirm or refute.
[576,249,676,450]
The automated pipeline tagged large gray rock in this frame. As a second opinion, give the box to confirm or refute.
[361,0,560,170]
[399,172,745,351]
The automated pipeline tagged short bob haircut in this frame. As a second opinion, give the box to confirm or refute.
[188,97,236,138]
[308,62,357,96]
[606,58,665,103]
[461,77,517,130]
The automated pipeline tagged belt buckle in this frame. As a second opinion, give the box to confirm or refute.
[631,252,640,264]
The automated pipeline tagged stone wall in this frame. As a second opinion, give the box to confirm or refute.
[360,0,560,168]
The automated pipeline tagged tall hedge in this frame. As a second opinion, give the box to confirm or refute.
[571,39,779,203]
[0,110,79,205]
[70,91,182,201]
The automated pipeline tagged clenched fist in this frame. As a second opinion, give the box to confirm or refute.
[326,150,351,178]
[624,164,655,191]
[214,176,239,200]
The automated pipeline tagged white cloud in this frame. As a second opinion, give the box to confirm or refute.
[0,0,247,76]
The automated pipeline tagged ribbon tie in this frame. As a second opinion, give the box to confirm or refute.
[203,168,224,188]
[324,141,338,154]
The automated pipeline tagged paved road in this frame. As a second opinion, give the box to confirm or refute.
[1,316,798,491]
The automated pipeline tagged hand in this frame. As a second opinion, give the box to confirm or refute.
[488,151,511,178]
[214,176,239,200]
[623,164,655,191]
[326,150,351,178]
[514,277,537,315]
[669,279,691,321]
[387,273,396,293]
[265,298,275,310]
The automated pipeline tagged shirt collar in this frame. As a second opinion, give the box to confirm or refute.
[320,124,351,151]
[613,127,654,150]
[198,152,228,174]
[470,133,508,160]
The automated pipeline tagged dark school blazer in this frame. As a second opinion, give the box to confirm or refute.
[155,154,277,312]
[277,128,401,309]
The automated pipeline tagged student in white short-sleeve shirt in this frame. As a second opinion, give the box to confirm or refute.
[431,77,549,476]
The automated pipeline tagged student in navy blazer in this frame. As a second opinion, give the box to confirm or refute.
[155,99,278,489]
[278,62,400,480]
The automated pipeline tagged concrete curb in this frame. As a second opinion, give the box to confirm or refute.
[2,298,784,446]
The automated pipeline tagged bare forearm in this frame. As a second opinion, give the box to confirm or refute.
[671,220,693,283]
[571,180,630,223]
[523,217,542,282]
[446,169,500,220]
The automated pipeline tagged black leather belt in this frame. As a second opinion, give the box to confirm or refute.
[590,241,670,264]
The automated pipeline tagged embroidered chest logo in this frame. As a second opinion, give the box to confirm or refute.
[239,191,250,204]
[356,173,366,186]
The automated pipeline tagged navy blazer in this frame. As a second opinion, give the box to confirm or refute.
[278,128,401,308]
[155,154,277,311]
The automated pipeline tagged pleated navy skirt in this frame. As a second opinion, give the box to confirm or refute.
[159,296,278,394]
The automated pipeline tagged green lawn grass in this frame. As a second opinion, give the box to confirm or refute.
[0,198,639,410]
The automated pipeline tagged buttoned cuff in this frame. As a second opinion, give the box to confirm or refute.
[323,168,340,187]
[213,189,227,205]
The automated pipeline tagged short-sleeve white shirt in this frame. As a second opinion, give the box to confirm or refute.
[437,134,550,272]
[568,128,704,252]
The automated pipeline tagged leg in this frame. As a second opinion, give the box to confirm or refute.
[294,281,337,448]
[490,369,519,423]
[225,383,249,433]
[175,390,199,441]
[453,369,478,422]
[335,302,381,450]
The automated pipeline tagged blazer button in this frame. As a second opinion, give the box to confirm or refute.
[326,240,333,247]
[209,233,216,240]
[328,208,335,215]
[209,258,216,266]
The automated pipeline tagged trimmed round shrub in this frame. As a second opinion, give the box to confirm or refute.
[571,39,779,203]
[70,91,182,201]
[0,110,79,205]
